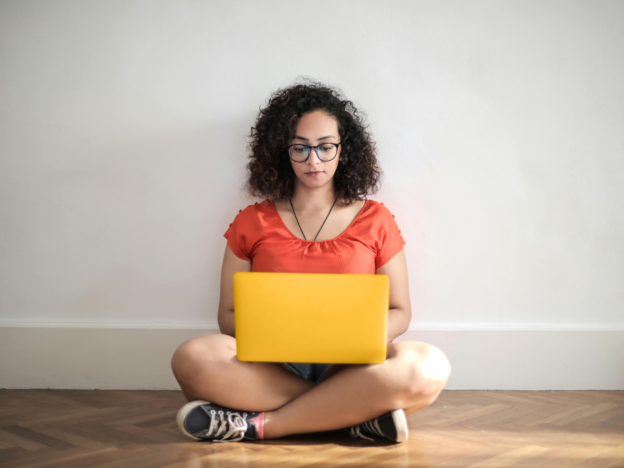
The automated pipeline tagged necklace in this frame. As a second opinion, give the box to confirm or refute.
[289,195,339,241]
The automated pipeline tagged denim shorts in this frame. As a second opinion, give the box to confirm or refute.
[284,363,333,384]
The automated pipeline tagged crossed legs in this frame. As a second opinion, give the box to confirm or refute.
[171,334,451,439]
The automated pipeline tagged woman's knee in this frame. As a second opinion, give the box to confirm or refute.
[392,341,452,400]
[171,333,236,383]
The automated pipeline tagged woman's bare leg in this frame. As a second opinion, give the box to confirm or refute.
[317,362,446,417]
[171,334,315,412]
[262,341,451,439]
[171,335,451,439]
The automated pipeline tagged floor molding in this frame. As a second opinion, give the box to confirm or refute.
[2,321,623,331]
[1,326,622,390]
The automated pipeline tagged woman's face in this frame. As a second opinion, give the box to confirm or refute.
[288,110,342,190]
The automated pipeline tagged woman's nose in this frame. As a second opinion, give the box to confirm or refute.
[307,147,322,164]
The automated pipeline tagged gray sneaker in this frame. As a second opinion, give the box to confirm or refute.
[176,400,262,442]
[346,409,408,442]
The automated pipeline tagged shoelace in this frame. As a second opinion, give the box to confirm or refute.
[199,408,249,442]
[347,417,384,441]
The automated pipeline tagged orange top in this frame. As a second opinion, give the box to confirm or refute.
[223,199,406,274]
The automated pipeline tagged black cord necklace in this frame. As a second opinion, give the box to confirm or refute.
[289,195,339,241]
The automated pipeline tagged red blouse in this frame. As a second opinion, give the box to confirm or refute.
[223,199,406,274]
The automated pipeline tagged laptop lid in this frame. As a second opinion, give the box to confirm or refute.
[234,272,389,364]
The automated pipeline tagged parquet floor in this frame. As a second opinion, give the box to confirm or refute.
[0,390,622,467]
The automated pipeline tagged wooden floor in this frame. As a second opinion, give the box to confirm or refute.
[0,390,622,467]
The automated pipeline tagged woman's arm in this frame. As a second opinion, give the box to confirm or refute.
[218,245,252,338]
[375,249,412,342]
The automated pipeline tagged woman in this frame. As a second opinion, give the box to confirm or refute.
[171,80,451,443]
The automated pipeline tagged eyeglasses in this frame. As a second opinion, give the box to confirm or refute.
[288,143,341,163]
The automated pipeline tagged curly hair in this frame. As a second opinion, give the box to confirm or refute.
[243,78,383,206]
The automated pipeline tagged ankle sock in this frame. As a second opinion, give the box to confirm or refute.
[249,412,265,439]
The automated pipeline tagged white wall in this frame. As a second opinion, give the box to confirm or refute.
[1,1,623,389]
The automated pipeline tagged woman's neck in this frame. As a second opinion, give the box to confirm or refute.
[289,185,340,213]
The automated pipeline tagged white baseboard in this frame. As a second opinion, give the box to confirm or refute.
[0,325,622,390]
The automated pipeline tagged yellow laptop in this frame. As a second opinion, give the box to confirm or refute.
[233,272,389,364]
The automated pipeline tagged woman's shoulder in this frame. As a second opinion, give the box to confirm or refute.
[360,199,397,222]
[229,199,274,225]
[357,199,404,239]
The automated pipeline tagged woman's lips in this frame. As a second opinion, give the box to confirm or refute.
[305,171,323,176]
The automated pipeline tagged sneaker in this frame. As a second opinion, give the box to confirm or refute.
[176,400,263,442]
[346,409,408,442]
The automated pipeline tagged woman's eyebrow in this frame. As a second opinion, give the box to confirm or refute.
[292,135,336,141]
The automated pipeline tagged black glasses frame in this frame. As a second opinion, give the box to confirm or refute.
[287,143,341,163]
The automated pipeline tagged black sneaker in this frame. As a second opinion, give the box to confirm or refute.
[176,400,262,442]
[346,409,408,442]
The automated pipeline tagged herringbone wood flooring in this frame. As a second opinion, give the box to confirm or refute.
[0,390,622,467]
